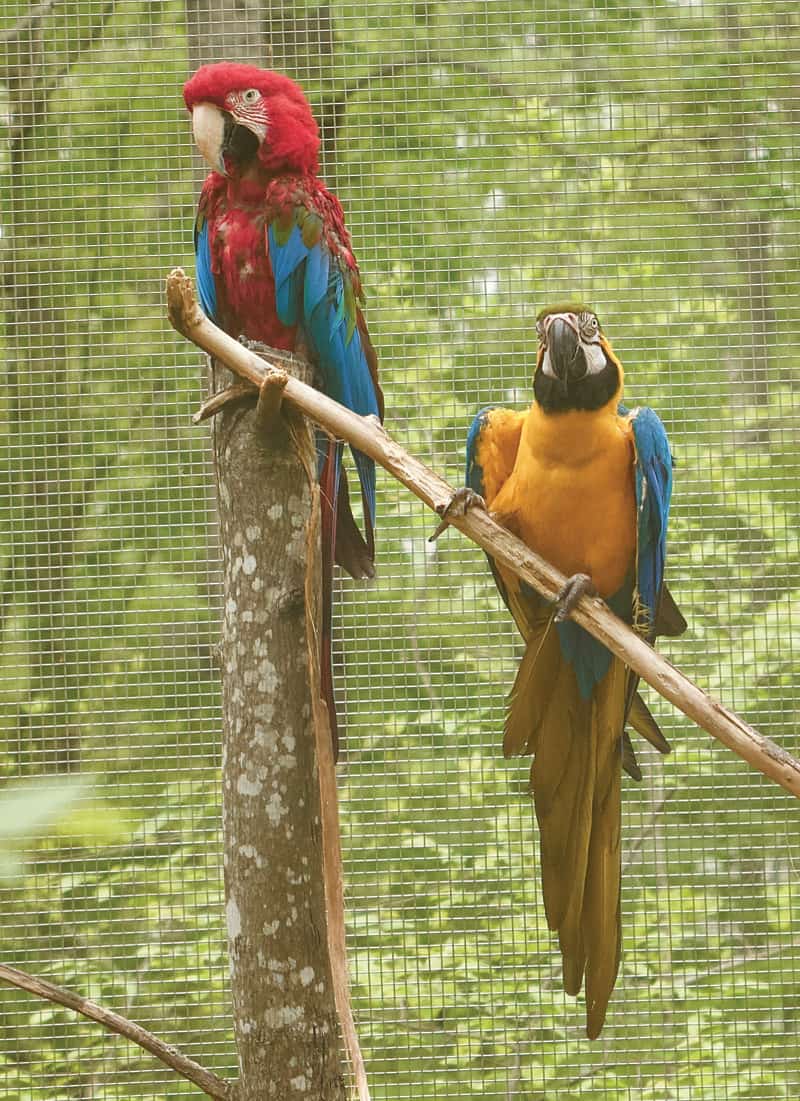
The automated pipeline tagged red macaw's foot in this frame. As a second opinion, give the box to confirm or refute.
[428,486,487,542]
[255,368,289,434]
[553,572,598,622]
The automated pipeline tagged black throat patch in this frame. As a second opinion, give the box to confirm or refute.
[534,357,621,413]
[222,114,260,170]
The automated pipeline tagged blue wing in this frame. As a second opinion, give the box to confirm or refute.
[629,406,674,636]
[268,219,381,532]
[194,209,217,320]
[465,406,493,495]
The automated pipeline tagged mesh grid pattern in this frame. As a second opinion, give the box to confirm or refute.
[2,1,799,1097]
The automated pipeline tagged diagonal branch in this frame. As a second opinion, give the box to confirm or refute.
[165,267,800,801]
[0,963,231,1099]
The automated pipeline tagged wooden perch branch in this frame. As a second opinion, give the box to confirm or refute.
[0,963,230,1099]
[166,267,800,800]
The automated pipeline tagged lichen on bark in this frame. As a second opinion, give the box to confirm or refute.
[213,374,346,1101]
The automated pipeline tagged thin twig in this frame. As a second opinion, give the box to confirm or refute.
[0,964,231,1100]
[623,788,676,871]
[192,380,256,423]
[680,937,799,989]
[165,267,800,800]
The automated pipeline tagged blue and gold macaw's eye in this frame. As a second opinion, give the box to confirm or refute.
[579,312,600,338]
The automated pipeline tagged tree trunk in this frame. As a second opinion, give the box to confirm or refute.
[186,0,270,70]
[213,377,346,1101]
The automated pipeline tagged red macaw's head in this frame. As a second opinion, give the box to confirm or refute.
[183,63,320,178]
[533,304,624,414]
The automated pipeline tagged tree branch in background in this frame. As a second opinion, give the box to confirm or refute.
[166,267,800,801]
[1,0,119,774]
[0,0,53,47]
[622,788,676,871]
[0,964,231,1100]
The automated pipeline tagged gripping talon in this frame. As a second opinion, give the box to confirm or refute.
[429,487,487,542]
[554,572,597,622]
[255,369,289,434]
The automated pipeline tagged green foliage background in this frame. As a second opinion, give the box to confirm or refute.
[1,0,799,1097]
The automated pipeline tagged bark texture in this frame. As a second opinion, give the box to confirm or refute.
[213,380,345,1101]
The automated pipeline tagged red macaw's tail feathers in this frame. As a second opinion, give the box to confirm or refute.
[318,441,378,762]
[335,466,376,580]
[504,624,625,1039]
[319,440,341,761]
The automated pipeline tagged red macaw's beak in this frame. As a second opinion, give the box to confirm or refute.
[191,102,263,177]
[192,103,228,175]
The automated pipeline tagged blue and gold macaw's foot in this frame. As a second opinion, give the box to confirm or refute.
[429,486,487,542]
[554,572,598,623]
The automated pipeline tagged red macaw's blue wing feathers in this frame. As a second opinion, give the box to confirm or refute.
[194,207,217,320]
[268,211,381,540]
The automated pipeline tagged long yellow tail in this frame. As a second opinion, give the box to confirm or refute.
[505,622,626,1038]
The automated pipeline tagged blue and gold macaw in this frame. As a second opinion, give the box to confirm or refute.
[437,305,685,1037]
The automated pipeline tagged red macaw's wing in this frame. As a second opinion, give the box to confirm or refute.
[268,193,382,553]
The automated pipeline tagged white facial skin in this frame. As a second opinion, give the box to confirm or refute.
[224,88,267,144]
[538,311,607,379]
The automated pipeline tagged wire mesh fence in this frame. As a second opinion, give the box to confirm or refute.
[2,0,799,1097]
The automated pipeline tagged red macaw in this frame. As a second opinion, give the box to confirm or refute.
[183,64,383,755]
[437,305,685,1036]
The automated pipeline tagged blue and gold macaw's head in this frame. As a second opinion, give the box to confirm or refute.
[533,304,624,414]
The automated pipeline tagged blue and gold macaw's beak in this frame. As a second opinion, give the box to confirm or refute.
[534,307,623,414]
[541,312,607,383]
